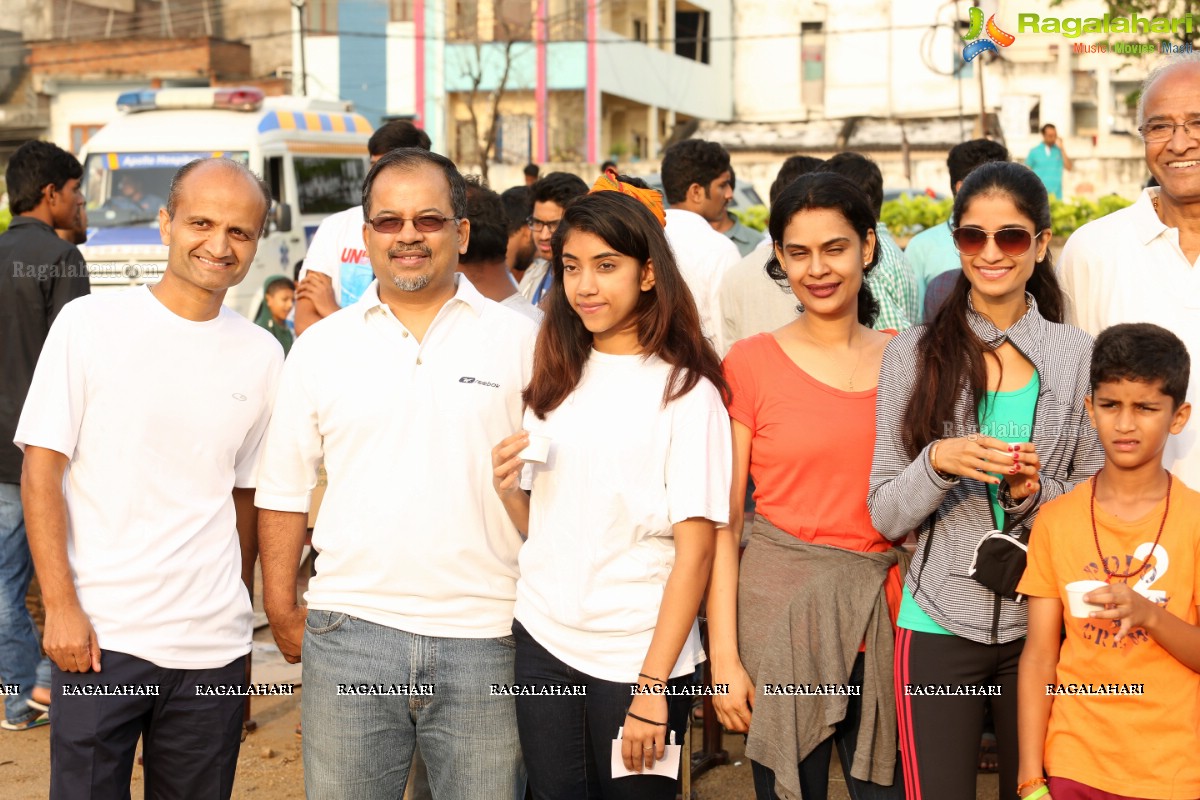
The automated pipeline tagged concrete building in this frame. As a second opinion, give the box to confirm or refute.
[296,0,733,180]
[0,0,291,160]
[718,0,1156,203]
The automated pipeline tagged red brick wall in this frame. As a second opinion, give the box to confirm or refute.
[29,37,251,81]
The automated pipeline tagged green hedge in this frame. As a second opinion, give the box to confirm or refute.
[732,205,768,232]
[880,192,1133,239]
[881,194,954,237]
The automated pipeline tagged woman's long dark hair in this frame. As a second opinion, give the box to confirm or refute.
[764,172,881,327]
[902,161,1066,458]
[523,191,730,419]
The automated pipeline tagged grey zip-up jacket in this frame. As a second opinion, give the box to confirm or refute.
[867,294,1103,644]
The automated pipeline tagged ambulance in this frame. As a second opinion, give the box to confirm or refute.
[77,86,373,318]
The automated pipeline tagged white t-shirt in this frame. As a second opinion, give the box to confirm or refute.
[664,209,741,347]
[255,276,538,638]
[517,257,552,304]
[302,205,374,307]
[1058,188,1200,486]
[14,287,283,669]
[500,291,544,324]
[718,238,797,356]
[516,350,732,681]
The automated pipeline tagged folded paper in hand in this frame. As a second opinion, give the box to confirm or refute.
[610,727,681,779]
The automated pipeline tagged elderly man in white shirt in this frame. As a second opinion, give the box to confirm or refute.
[661,139,741,346]
[1059,56,1200,485]
[256,148,535,800]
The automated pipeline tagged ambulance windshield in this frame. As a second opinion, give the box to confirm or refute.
[83,151,249,228]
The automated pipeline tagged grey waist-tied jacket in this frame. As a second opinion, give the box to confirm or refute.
[867,293,1104,644]
[739,517,910,798]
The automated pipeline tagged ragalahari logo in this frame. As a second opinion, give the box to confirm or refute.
[962,7,1016,61]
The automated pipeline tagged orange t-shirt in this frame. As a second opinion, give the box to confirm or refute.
[724,332,901,620]
[1018,478,1200,799]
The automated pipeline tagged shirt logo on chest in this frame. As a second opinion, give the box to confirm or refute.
[458,376,500,388]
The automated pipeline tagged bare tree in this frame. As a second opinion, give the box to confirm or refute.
[454,2,531,183]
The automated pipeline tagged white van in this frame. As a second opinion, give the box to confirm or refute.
[77,87,373,318]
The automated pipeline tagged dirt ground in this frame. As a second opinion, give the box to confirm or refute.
[0,682,753,799]
[7,568,762,799]
[0,691,999,799]
[8,573,999,799]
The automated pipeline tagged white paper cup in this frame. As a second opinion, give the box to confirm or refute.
[1065,580,1108,618]
[518,434,551,464]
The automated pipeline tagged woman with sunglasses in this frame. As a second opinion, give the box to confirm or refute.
[868,161,1103,800]
[708,173,906,800]
[490,185,732,800]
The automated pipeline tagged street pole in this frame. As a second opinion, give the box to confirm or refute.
[974,0,985,137]
[291,0,308,97]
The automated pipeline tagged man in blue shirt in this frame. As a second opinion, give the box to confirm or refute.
[1026,123,1073,199]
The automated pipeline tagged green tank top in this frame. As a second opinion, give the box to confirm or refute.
[898,372,1040,634]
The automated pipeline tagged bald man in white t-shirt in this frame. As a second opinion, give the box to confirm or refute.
[17,158,282,800]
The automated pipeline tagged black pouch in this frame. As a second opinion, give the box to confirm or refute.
[967,506,1033,601]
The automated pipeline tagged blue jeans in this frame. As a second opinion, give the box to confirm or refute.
[751,653,904,800]
[0,481,50,725]
[301,610,525,800]
[513,620,695,800]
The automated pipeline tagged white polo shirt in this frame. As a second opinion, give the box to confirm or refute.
[255,275,537,638]
[1059,187,1200,484]
[15,287,282,669]
[664,209,741,346]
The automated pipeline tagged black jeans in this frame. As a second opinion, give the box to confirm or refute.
[512,620,694,800]
[751,653,905,800]
[49,649,246,800]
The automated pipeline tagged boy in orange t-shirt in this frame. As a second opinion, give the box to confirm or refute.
[1017,323,1200,800]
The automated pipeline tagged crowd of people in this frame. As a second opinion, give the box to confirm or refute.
[3,54,1200,800]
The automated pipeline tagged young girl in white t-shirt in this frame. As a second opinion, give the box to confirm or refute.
[492,186,732,800]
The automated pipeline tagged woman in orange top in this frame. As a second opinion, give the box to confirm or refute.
[707,172,905,800]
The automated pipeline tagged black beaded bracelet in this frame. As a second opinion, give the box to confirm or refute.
[638,672,667,685]
[626,711,668,727]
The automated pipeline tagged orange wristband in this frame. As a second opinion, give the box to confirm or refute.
[1017,777,1047,797]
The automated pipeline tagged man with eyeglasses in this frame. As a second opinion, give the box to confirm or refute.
[1059,56,1200,486]
[517,172,588,305]
[256,148,534,800]
[294,120,431,336]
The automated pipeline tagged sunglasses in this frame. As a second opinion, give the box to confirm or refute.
[951,227,1044,257]
[367,214,458,234]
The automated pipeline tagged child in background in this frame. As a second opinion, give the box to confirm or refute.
[1017,323,1200,800]
[255,275,295,355]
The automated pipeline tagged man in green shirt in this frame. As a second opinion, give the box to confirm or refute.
[1026,124,1072,200]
